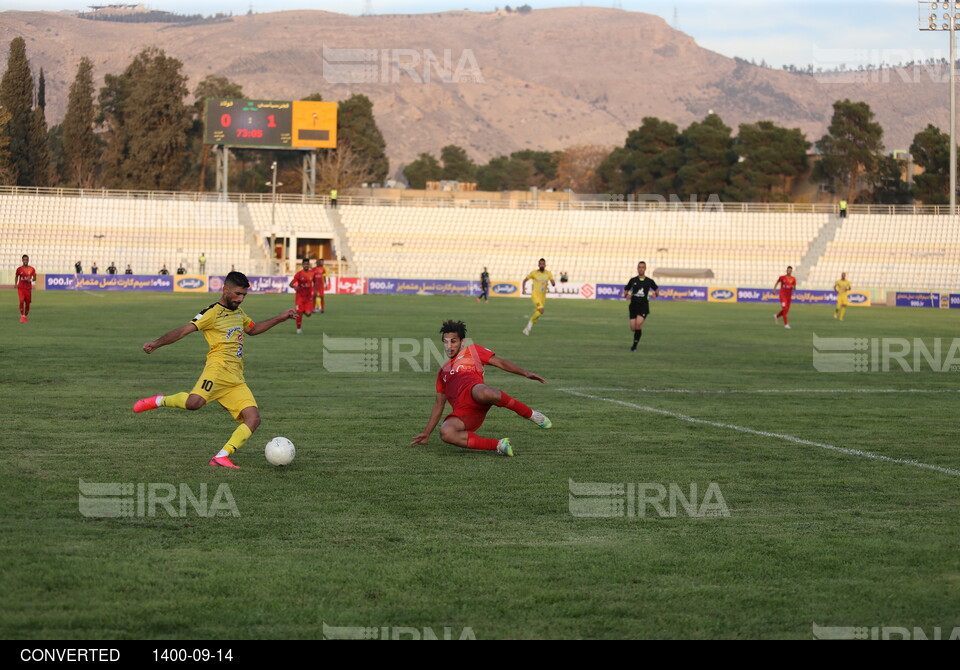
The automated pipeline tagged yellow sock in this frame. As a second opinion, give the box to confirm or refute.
[221,423,252,455]
[531,309,543,324]
[160,392,189,409]
[839,307,846,320]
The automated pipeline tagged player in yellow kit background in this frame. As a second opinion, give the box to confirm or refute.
[834,272,852,321]
[132,271,296,468]
[521,258,555,336]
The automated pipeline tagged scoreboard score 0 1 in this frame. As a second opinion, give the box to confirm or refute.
[203,98,337,149]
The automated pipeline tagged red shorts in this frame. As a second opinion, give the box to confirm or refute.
[295,296,313,313]
[444,408,490,432]
[18,288,31,304]
[444,383,490,431]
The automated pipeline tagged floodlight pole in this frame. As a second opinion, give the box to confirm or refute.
[920,1,959,214]
[951,19,956,214]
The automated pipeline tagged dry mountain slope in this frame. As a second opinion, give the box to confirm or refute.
[0,7,947,179]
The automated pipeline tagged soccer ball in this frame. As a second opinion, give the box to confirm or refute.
[264,436,296,466]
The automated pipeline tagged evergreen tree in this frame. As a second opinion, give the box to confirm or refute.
[811,99,884,201]
[403,152,442,189]
[676,113,735,200]
[476,155,532,191]
[99,47,191,190]
[440,144,476,182]
[0,106,13,184]
[29,105,52,186]
[337,94,388,183]
[910,124,951,205]
[598,117,680,196]
[0,37,35,185]
[62,57,99,188]
[510,149,560,187]
[727,121,810,201]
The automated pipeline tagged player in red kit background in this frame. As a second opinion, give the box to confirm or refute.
[311,259,328,313]
[15,254,36,323]
[774,266,797,329]
[411,319,552,456]
[289,259,315,334]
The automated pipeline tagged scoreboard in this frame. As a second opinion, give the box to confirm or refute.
[203,98,337,149]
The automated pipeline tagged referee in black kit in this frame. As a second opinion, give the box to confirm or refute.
[623,261,659,352]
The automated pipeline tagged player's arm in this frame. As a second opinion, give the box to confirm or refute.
[289,276,297,289]
[246,309,297,336]
[143,323,198,354]
[487,355,546,383]
[411,393,448,444]
[774,278,781,290]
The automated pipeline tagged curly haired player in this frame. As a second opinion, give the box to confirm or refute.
[411,320,552,456]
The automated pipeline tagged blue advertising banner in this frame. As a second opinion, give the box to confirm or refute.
[951,294,960,309]
[207,276,287,293]
[737,288,837,305]
[367,278,477,296]
[45,274,173,291]
[598,283,708,301]
[658,286,708,302]
[895,292,941,308]
[595,283,622,300]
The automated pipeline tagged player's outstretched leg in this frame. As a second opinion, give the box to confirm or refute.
[439,416,509,455]
[473,384,551,429]
[210,406,259,469]
[133,392,196,413]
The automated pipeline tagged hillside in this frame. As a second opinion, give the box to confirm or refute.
[0,7,949,180]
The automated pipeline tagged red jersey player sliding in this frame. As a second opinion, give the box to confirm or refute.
[16,254,36,323]
[290,259,315,333]
[411,320,552,456]
[774,265,797,329]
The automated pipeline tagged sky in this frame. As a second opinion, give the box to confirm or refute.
[0,1,951,70]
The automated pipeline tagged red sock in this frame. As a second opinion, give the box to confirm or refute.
[495,391,533,419]
[296,314,303,328]
[466,432,499,450]
[783,313,789,326]
[776,309,784,319]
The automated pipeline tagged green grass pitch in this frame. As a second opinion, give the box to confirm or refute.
[1,291,958,639]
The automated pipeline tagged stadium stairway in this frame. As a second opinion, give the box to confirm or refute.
[327,206,354,273]
[237,202,273,274]
[794,215,844,285]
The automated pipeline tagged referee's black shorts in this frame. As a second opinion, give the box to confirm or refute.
[629,302,649,319]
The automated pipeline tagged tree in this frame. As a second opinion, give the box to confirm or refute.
[476,155,533,191]
[337,94,388,183]
[403,152,442,188]
[865,154,912,204]
[811,99,884,201]
[315,140,375,192]
[0,37,35,185]
[552,144,609,192]
[510,149,560,187]
[910,124,951,204]
[0,106,13,184]
[440,144,477,182]
[598,117,680,195]
[62,57,100,188]
[99,47,191,190]
[28,105,52,186]
[676,113,735,199]
[727,121,810,201]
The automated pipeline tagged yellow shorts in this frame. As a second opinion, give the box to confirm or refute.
[532,294,546,311]
[190,363,257,421]
[837,296,849,307]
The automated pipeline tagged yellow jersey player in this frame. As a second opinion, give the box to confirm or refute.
[521,258,555,335]
[834,272,852,321]
[133,271,296,468]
